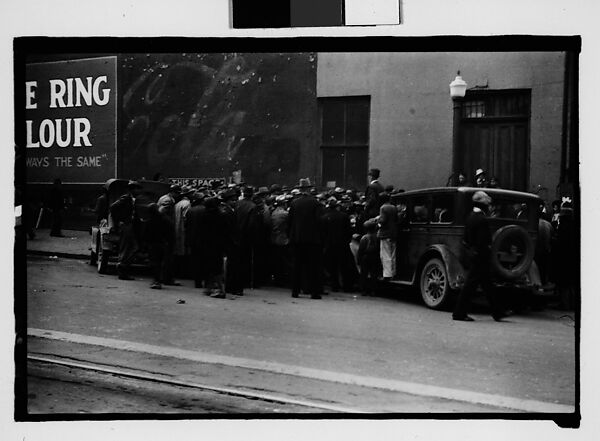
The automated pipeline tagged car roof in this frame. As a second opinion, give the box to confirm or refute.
[391,187,541,201]
[104,178,171,199]
[104,178,169,187]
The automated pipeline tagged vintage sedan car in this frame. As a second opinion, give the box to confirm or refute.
[90,179,171,273]
[390,187,542,310]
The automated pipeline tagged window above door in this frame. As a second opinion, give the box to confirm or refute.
[462,89,531,120]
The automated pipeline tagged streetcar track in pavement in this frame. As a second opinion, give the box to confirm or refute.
[28,328,575,413]
[27,354,363,413]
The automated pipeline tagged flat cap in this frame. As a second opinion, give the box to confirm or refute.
[472,190,492,205]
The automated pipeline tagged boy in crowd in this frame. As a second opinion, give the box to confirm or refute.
[357,219,381,296]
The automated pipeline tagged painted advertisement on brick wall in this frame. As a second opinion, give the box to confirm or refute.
[25,56,117,183]
[120,53,318,186]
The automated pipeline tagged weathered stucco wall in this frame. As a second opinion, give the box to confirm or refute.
[317,52,565,196]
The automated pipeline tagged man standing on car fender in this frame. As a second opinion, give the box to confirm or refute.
[377,192,398,280]
[365,168,384,219]
[453,191,506,322]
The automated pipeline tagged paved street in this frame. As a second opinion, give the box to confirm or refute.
[28,359,323,414]
[25,253,576,414]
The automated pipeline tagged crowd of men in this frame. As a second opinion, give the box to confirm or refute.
[105,168,397,299]
[102,166,577,313]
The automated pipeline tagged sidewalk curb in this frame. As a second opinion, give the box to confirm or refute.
[27,249,89,260]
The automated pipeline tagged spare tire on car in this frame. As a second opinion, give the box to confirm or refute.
[490,225,534,280]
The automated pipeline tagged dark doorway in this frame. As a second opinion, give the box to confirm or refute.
[456,90,531,191]
[319,96,370,190]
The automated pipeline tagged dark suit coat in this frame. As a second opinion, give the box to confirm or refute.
[185,204,206,250]
[47,185,65,210]
[219,202,239,249]
[357,232,380,266]
[377,203,398,240]
[365,180,384,217]
[235,198,260,242]
[464,210,492,258]
[186,205,227,255]
[322,207,352,249]
[143,211,174,245]
[110,194,135,224]
[287,194,324,245]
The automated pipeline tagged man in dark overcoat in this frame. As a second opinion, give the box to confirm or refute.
[110,180,141,280]
[287,178,325,299]
[187,196,228,298]
[185,192,207,289]
[220,189,244,296]
[556,201,577,310]
[322,197,353,292]
[143,203,174,289]
[235,186,260,290]
[453,191,505,321]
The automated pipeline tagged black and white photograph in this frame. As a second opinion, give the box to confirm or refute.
[14,39,579,419]
[3,0,597,440]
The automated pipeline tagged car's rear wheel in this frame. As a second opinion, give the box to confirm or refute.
[97,245,109,274]
[420,257,453,310]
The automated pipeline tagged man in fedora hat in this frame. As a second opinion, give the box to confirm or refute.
[110,180,142,280]
[270,194,291,286]
[287,178,325,299]
[158,184,181,219]
[474,168,488,188]
[453,191,506,322]
[216,188,242,295]
[230,186,260,294]
[157,183,182,285]
[187,196,228,298]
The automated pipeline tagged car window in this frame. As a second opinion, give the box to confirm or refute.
[431,194,454,224]
[487,198,529,221]
[410,196,429,223]
[392,196,409,227]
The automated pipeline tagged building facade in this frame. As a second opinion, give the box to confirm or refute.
[20,50,576,228]
[316,51,573,199]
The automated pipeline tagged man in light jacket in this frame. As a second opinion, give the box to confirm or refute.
[377,192,398,280]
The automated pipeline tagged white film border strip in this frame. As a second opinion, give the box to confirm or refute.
[345,0,401,26]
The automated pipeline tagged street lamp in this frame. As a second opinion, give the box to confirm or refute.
[449,71,467,99]
[450,71,467,185]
